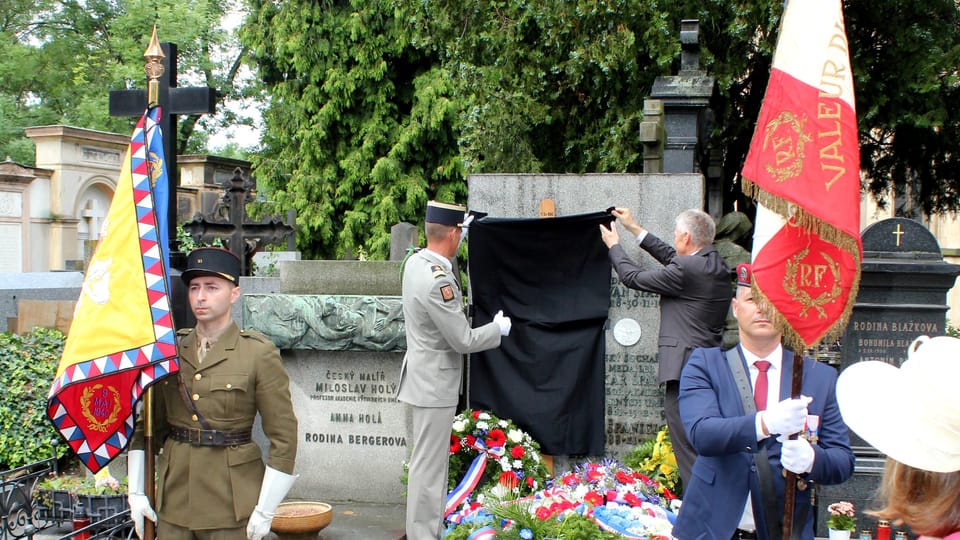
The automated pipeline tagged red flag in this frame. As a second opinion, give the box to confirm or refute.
[741,0,862,351]
[46,108,179,473]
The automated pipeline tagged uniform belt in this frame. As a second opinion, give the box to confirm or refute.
[168,426,252,447]
[731,530,757,540]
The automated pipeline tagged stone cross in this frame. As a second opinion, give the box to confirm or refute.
[108,42,217,261]
[181,168,295,277]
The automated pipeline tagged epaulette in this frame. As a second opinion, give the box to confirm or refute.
[430,264,447,279]
[176,328,191,336]
[239,328,271,344]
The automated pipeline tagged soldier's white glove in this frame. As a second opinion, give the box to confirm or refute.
[493,310,511,336]
[780,437,816,474]
[127,450,157,540]
[761,395,811,436]
[247,467,298,540]
[458,214,475,248]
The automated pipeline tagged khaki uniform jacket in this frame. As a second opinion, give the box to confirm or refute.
[397,249,501,407]
[131,322,298,530]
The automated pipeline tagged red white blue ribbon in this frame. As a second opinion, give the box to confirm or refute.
[444,439,505,517]
[466,526,497,540]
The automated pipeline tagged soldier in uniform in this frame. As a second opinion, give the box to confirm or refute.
[397,201,512,540]
[126,247,299,540]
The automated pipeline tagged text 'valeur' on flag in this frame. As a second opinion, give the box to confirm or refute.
[46,108,179,473]
[741,0,863,352]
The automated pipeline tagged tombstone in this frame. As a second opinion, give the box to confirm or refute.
[109,41,217,258]
[389,222,417,261]
[240,260,409,503]
[815,217,960,536]
[181,168,296,276]
[467,172,704,464]
[0,272,84,333]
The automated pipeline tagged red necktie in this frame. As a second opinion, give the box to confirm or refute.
[754,360,771,411]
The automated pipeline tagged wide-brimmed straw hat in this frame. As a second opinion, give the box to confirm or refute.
[836,335,960,473]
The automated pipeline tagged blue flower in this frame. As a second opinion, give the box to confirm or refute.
[519,528,533,540]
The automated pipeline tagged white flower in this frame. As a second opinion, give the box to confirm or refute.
[499,456,511,471]
[507,429,524,443]
[513,459,523,469]
[532,452,540,463]
[489,483,510,499]
[477,421,489,430]
[498,420,508,428]
[452,420,466,432]
[478,412,491,420]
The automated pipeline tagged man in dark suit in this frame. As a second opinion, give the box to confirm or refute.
[600,207,731,487]
[674,264,854,540]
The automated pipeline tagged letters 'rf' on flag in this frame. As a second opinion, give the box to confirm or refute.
[46,108,179,473]
[740,0,863,352]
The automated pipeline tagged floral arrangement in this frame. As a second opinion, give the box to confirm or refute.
[442,459,677,539]
[826,501,856,531]
[448,409,550,499]
[622,425,681,499]
[37,467,126,496]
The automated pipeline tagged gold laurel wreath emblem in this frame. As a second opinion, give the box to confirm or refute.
[783,248,843,319]
[80,384,123,433]
[762,111,812,183]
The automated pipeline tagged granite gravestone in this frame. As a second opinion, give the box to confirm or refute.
[242,260,409,504]
[467,173,705,460]
[815,217,960,536]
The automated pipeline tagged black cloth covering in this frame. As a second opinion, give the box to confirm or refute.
[467,210,613,456]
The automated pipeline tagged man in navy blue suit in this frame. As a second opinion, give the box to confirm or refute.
[673,263,854,540]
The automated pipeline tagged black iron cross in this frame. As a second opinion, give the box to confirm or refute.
[182,168,296,277]
[109,42,217,261]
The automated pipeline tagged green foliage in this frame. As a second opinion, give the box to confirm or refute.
[622,425,682,498]
[0,328,68,469]
[0,0,255,159]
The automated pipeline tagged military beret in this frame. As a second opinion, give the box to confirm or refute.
[736,262,752,287]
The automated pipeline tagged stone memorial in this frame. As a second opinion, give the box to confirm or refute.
[0,272,84,333]
[242,260,409,504]
[467,173,706,458]
[815,217,960,535]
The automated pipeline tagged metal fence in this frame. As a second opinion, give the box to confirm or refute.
[0,452,133,540]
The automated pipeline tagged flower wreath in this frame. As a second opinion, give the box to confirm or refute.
[447,409,550,503]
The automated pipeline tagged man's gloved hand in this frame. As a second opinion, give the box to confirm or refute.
[761,396,812,436]
[126,450,157,540]
[247,467,298,540]
[780,437,816,474]
[458,213,475,248]
[493,310,511,336]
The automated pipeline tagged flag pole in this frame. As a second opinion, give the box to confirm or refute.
[142,26,165,540]
[782,345,804,540]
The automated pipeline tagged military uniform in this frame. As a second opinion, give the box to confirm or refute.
[131,322,298,531]
[397,248,501,539]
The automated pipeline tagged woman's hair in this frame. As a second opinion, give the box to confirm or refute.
[869,458,960,536]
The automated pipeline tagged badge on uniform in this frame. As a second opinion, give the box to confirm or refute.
[431,265,447,279]
[440,284,455,302]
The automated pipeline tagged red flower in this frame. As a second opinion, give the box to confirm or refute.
[624,492,642,507]
[586,468,604,482]
[584,491,604,506]
[525,476,535,487]
[615,470,635,484]
[561,473,578,487]
[662,487,677,501]
[486,429,506,448]
[536,506,553,520]
[605,489,618,502]
[510,445,525,459]
[472,410,482,419]
[465,434,476,448]
[499,471,519,489]
[449,435,461,454]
